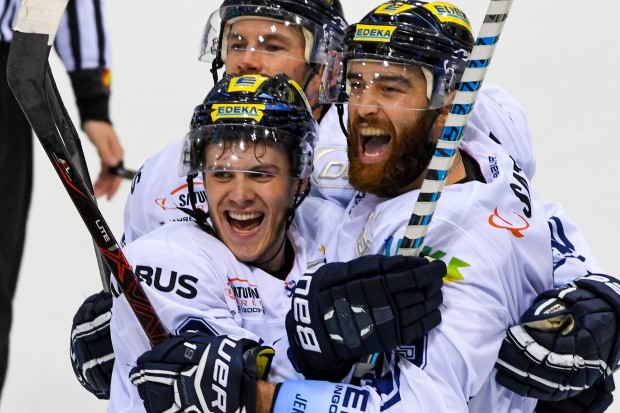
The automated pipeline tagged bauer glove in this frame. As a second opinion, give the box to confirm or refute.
[534,374,615,413]
[70,290,114,399]
[496,273,620,401]
[130,332,275,413]
[286,254,445,381]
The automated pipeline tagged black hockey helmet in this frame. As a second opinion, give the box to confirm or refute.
[181,72,318,180]
[199,0,348,79]
[321,1,474,109]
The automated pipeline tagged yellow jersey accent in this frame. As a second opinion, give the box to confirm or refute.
[227,74,269,93]
[374,2,415,15]
[423,2,472,33]
[211,104,266,122]
[353,24,396,43]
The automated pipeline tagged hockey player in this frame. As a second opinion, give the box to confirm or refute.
[69,0,351,400]
[108,73,446,413]
[129,2,620,413]
[71,1,618,410]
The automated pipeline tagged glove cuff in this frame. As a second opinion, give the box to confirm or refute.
[573,274,620,371]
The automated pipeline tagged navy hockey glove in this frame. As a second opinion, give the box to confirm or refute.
[496,273,620,401]
[70,290,114,399]
[534,375,615,413]
[286,254,445,381]
[130,332,275,413]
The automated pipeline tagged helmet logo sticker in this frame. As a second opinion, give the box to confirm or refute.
[423,2,472,32]
[353,24,396,43]
[227,75,269,93]
[374,2,415,15]
[211,104,266,122]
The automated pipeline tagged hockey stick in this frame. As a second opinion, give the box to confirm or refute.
[7,0,168,346]
[41,46,113,294]
[397,0,514,256]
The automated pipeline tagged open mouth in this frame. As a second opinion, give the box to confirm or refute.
[226,211,264,234]
[358,127,391,162]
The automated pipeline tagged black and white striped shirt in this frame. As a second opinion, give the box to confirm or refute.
[1,0,110,71]
[1,0,113,122]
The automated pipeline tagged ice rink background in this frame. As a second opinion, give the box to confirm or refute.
[1,1,619,412]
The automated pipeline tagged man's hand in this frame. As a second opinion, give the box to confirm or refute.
[535,375,615,413]
[287,254,445,381]
[70,290,114,399]
[130,332,275,413]
[82,120,123,199]
[496,274,620,401]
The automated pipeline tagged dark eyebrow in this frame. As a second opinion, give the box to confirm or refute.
[347,71,413,89]
[227,31,297,47]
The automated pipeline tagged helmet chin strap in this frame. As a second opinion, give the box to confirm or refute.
[179,174,216,237]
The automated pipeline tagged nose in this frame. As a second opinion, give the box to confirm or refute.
[236,48,263,74]
[355,89,381,119]
[227,174,256,206]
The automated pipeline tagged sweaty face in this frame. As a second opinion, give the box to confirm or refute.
[224,19,313,88]
[204,140,301,272]
[346,60,438,197]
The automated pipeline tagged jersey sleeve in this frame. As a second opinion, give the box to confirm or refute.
[108,224,260,412]
[54,0,112,124]
[544,200,605,285]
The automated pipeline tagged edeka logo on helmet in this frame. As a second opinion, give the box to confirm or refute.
[179,73,319,271]
[320,0,475,197]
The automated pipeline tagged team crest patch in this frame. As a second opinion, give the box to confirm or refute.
[211,104,265,122]
[227,74,268,92]
[423,2,472,33]
[353,24,396,42]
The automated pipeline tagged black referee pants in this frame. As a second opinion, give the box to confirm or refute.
[0,41,33,400]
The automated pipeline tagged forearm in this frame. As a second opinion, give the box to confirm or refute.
[257,381,277,413]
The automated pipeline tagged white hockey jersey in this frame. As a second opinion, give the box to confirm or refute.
[108,197,344,412]
[320,135,554,412]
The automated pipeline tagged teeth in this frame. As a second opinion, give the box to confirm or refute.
[365,151,381,157]
[358,127,388,137]
[229,212,261,221]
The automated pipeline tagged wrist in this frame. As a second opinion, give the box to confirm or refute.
[257,380,277,413]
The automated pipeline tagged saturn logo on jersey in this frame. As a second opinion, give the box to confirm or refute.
[226,278,264,314]
[154,180,206,212]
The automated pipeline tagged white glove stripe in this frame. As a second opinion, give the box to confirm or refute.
[71,312,112,340]
[82,352,115,370]
[496,358,589,392]
[129,368,178,386]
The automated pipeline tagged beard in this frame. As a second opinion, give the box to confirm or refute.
[348,110,437,198]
